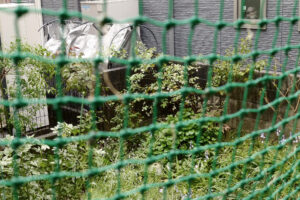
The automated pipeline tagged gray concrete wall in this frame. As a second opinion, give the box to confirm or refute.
[142,0,300,71]
[226,71,300,134]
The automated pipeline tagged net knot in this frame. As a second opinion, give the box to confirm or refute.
[11,138,22,149]
[284,45,291,55]
[270,49,278,56]
[59,10,71,21]
[190,17,200,28]
[291,17,298,25]
[274,16,282,27]
[166,20,175,30]
[15,99,28,109]
[185,57,196,65]
[208,54,217,64]
[15,6,28,18]
[134,17,146,26]
[258,19,268,28]
[236,19,245,29]
[129,58,142,67]
[101,17,113,26]
[216,21,226,30]
[232,55,242,63]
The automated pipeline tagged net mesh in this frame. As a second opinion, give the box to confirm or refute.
[1,0,300,199]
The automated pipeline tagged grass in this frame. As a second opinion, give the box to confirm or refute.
[87,138,300,200]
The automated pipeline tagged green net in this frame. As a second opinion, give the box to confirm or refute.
[1,0,300,199]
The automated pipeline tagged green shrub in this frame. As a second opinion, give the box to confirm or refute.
[0,123,106,200]
[129,42,203,116]
[0,43,55,132]
[212,36,266,93]
[90,139,300,200]
[61,61,95,95]
[150,109,219,156]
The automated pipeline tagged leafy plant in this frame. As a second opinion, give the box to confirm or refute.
[1,43,56,132]
[129,42,203,116]
[212,36,266,92]
[0,122,106,200]
[61,61,95,95]
[90,138,300,200]
[150,109,219,156]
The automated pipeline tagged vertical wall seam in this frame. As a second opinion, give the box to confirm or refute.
[170,0,175,56]
[280,0,283,66]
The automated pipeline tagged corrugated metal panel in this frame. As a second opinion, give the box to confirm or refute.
[140,0,171,53]
[220,0,282,70]
[174,0,221,56]
[281,0,299,71]
[141,0,299,70]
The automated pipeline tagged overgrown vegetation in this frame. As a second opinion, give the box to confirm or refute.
[212,35,266,90]
[1,36,299,199]
[150,109,219,156]
[0,43,55,132]
[0,123,106,200]
[89,139,300,199]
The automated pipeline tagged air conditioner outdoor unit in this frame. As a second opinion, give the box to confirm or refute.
[0,3,44,49]
[80,0,139,22]
[0,3,48,133]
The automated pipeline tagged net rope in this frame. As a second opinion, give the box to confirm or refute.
[1,0,300,199]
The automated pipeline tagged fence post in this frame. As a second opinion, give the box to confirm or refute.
[0,76,12,135]
[0,36,12,135]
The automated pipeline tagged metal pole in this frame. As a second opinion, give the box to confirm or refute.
[0,36,12,135]
[168,0,175,56]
